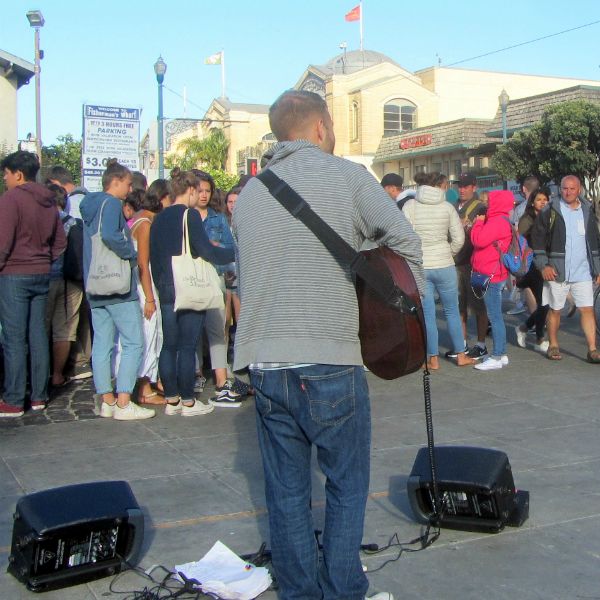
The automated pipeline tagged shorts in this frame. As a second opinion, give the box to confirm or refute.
[45,279,84,342]
[456,264,487,315]
[542,280,593,310]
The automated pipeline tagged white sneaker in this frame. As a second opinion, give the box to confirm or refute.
[534,340,550,353]
[367,594,394,600]
[181,399,214,417]
[474,357,504,371]
[165,400,183,416]
[100,401,116,418]
[500,355,509,366]
[514,325,526,348]
[113,402,155,420]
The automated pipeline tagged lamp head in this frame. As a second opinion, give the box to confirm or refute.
[26,10,45,28]
[154,56,167,84]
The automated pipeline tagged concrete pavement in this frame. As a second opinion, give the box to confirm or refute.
[1,308,599,599]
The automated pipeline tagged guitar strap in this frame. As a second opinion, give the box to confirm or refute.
[256,168,442,523]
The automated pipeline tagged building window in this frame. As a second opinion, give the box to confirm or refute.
[383,99,416,136]
[453,160,462,178]
[415,165,426,174]
[350,101,359,142]
[432,162,442,173]
[262,132,276,142]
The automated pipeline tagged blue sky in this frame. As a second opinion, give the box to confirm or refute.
[3,0,600,145]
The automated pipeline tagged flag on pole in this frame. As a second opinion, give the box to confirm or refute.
[205,52,222,65]
[345,4,360,21]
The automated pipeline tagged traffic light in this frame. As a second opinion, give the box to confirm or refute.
[246,158,258,176]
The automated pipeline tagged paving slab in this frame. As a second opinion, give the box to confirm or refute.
[1,306,600,599]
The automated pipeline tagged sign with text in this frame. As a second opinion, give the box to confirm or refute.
[82,105,140,191]
[399,134,432,150]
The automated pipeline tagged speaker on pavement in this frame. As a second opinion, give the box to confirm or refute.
[7,480,144,592]
[407,446,529,533]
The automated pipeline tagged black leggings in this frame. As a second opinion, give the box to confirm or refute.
[517,265,548,340]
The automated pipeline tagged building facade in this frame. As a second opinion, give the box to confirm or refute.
[0,50,34,153]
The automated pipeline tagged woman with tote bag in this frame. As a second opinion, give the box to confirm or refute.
[150,169,234,417]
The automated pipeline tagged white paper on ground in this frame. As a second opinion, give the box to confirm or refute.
[175,540,272,600]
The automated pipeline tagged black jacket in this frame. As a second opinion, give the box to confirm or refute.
[531,197,600,282]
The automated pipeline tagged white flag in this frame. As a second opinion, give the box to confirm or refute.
[205,52,222,65]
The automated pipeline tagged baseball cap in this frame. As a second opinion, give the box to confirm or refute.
[457,173,476,187]
[381,173,403,188]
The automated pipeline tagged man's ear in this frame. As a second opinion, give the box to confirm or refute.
[316,118,326,145]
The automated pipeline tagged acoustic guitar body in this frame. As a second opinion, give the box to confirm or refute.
[356,246,425,380]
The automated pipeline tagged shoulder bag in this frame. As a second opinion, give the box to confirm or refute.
[171,209,224,312]
[256,169,426,380]
[86,200,132,296]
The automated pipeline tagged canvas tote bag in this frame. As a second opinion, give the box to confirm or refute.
[86,200,131,296]
[171,209,224,312]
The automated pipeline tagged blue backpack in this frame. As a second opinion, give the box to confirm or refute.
[494,216,533,278]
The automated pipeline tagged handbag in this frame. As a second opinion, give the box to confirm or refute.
[85,200,131,296]
[470,270,491,299]
[171,209,224,312]
[256,169,425,380]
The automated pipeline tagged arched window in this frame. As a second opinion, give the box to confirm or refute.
[350,101,359,142]
[262,132,276,142]
[383,99,416,136]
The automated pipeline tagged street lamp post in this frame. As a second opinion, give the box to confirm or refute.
[26,10,44,167]
[154,56,167,179]
[498,89,510,190]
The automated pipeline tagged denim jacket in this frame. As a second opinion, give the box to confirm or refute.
[202,208,235,275]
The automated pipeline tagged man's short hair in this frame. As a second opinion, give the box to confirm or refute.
[269,90,329,141]
[46,165,74,186]
[381,173,403,188]
[0,150,40,181]
[522,175,540,194]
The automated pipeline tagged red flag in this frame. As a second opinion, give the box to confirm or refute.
[345,4,360,22]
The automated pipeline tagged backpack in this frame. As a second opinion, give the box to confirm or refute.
[494,216,533,278]
[61,215,84,283]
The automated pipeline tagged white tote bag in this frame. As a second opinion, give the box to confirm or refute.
[172,209,224,312]
[86,200,132,296]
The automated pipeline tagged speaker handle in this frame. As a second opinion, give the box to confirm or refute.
[123,508,145,564]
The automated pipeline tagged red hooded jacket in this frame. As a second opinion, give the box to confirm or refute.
[470,190,514,282]
[0,182,66,275]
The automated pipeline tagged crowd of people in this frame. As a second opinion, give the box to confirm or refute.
[383,169,600,371]
[0,151,248,419]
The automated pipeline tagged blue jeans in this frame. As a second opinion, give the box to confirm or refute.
[91,301,143,394]
[422,266,465,356]
[0,274,50,407]
[249,365,370,600]
[159,304,205,401]
[484,281,507,357]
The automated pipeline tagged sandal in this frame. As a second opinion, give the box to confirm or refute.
[139,391,166,405]
[546,346,562,361]
[587,349,600,364]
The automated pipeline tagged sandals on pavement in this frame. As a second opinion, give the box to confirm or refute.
[546,346,562,361]
[587,349,600,364]
[139,391,166,405]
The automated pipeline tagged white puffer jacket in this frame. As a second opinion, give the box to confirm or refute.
[402,185,464,269]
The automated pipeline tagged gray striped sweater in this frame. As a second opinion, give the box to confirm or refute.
[232,140,424,371]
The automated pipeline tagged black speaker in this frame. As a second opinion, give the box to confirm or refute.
[7,480,144,592]
[407,446,529,533]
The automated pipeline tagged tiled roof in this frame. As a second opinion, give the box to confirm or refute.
[486,85,600,137]
[374,119,492,163]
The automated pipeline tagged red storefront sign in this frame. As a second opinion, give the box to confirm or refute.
[399,134,432,150]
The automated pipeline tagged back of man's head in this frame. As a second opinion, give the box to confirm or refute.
[46,165,74,186]
[1,150,40,182]
[269,90,329,141]
[381,173,403,189]
[522,175,540,198]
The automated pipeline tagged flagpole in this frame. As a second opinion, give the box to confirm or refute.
[221,49,226,99]
[359,0,364,51]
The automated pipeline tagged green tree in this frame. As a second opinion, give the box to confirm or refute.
[491,100,600,200]
[42,134,82,183]
[166,128,230,171]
